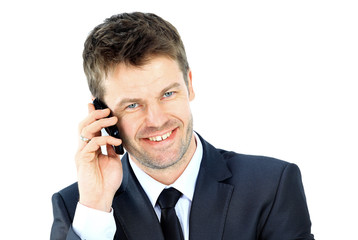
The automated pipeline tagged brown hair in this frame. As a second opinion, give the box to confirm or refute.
[83,12,190,100]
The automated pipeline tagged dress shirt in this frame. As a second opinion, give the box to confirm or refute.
[73,202,116,240]
[72,133,203,240]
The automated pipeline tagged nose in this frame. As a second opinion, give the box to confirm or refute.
[144,103,169,128]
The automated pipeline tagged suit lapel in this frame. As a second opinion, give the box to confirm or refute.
[189,136,234,240]
[112,154,164,240]
[112,135,234,240]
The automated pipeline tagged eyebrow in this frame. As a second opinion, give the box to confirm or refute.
[114,82,182,111]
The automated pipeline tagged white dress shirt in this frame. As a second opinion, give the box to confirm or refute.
[73,133,203,240]
[73,203,116,239]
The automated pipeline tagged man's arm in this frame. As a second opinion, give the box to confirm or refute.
[51,104,122,239]
[260,163,314,239]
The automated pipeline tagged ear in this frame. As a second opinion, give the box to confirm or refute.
[187,70,195,101]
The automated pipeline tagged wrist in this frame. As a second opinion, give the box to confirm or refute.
[79,195,114,212]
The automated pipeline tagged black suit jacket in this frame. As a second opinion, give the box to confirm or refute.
[51,135,314,239]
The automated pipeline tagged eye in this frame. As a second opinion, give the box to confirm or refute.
[127,103,139,109]
[163,91,174,98]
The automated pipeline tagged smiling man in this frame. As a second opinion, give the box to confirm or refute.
[51,12,314,240]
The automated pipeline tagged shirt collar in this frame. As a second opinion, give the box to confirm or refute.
[128,132,203,208]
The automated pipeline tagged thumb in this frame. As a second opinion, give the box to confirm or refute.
[106,144,121,159]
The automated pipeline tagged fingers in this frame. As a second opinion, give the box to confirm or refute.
[78,136,122,162]
[78,105,111,136]
[77,103,121,154]
[81,116,118,140]
[78,103,116,146]
[88,102,95,113]
[85,136,122,153]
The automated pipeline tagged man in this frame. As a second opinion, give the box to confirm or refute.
[51,12,314,240]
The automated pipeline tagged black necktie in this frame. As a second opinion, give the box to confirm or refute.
[157,188,184,240]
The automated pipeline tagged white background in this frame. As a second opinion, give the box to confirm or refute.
[1,0,357,239]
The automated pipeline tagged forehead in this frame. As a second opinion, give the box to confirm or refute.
[103,56,185,105]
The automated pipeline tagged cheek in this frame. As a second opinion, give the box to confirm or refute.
[118,116,139,139]
[171,102,192,120]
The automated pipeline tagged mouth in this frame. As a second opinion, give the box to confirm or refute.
[148,130,173,142]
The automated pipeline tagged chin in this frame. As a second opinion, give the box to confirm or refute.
[138,150,184,170]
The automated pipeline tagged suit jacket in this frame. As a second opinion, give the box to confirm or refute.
[51,134,314,240]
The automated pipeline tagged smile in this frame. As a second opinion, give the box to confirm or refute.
[148,130,173,142]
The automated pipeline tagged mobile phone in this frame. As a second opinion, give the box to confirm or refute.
[93,98,124,155]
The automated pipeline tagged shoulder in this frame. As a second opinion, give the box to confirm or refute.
[198,133,296,183]
[219,149,297,179]
[52,182,79,220]
[219,149,290,173]
[215,149,304,198]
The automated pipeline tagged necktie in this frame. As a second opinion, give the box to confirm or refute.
[157,188,184,240]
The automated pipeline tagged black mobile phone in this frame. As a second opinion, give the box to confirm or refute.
[93,98,124,155]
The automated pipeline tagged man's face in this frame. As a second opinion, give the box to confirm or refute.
[103,56,196,170]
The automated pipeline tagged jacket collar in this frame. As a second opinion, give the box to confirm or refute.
[113,134,234,240]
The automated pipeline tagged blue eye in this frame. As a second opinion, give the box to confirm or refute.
[127,103,139,109]
[163,91,174,98]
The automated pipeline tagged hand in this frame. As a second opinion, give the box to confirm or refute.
[75,103,123,212]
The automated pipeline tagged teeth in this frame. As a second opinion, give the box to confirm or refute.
[148,131,172,142]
